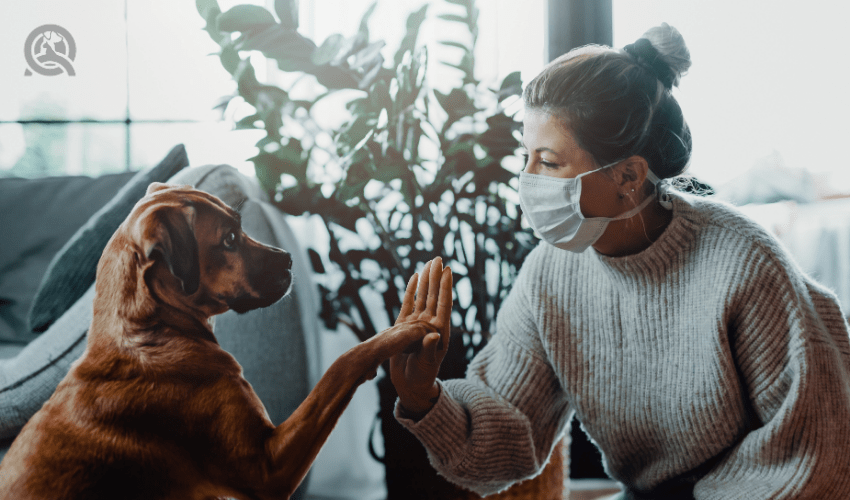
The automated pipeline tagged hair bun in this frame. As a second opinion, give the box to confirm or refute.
[624,23,691,89]
[642,23,691,87]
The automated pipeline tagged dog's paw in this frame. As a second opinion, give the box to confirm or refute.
[370,320,434,358]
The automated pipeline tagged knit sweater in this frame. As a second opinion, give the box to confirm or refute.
[395,190,850,499]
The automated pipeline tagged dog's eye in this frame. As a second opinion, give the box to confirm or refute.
[223,231,238,249]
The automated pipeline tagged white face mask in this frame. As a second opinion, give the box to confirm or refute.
[518,163,656,253]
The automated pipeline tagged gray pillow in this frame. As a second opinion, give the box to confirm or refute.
[0,171,135,344]
[27,145,189,333]
[0,283,95,441]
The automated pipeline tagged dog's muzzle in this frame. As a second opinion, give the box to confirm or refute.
[228,245,293,314]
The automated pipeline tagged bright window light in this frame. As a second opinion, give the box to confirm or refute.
[613,0,850,194]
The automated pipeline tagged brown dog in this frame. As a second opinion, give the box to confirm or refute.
[0,183,438,500]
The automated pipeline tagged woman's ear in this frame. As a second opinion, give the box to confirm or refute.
[612,155,650,194]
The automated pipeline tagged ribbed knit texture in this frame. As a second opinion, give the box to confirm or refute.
[395,191,850,499]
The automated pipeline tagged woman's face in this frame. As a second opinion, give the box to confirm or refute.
[520,109,596,178]
[520,109,619,218]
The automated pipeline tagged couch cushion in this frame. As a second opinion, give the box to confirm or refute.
[0,283,95,441]
[27,145,189,333]
[0,172,135,343]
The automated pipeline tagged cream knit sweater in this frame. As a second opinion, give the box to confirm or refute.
[395,191,850,499]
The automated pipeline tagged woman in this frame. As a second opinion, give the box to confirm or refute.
[390,24,850,499]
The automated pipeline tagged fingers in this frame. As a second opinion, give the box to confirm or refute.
[397,273,418,322]
[421,332,441,365]
[414,261,432,313]
[425,257,443,316]
[389,351,408,387]
[436,266,453,351]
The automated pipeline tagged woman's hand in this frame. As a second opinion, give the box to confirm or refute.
[390,257,453,415]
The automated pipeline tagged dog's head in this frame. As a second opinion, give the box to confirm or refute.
[119,183,292,319]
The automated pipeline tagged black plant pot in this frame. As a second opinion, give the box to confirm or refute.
[371,330,475,500]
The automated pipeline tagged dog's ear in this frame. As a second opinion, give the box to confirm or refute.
[146,182,172,196]
[142,205,201,295]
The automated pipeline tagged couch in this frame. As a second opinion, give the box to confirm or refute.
[0,146,322,499]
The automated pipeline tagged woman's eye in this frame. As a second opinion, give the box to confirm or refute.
[520,152,558,170]
[223,231,238,249]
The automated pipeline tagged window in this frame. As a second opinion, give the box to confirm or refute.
[613,0,850,195]
[1,0,545,179]
[0,0,266,178]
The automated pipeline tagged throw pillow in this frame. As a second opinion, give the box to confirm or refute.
[0,171,135,343]
[27,144,189,333]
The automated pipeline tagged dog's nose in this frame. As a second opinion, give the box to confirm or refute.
[267,246,292,271]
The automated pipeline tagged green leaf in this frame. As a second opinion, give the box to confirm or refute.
[394,4,428,68]
[478,112,519,158]
[313,34,345,65]
[276,138,308,176]
[312,66,363,90]
[443,51,475,83]
[255,135,281,150]
[437,40,469,51]
[196,0,223,43]
[372,146,410,184]
[237,25,316,64]
[235,114,260,130]
[351,41,385,70]
[217,5,276,33]
[336,159,373,205]
[475,163,516,187]
[358,59,383,90]
[234,59,261,105]
[338,114,377,152]
[331,32,368,66]
[434,88,478,122]
[411,46,428,93]
[437,13,469,24]
[250,145,308,187]
[274,0,299,30]
[497,70,522,100]
[218,45,241,75]
[369,78,392,111]
[358,1,378,39]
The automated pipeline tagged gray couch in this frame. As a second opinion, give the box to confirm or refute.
[0,160,321,499]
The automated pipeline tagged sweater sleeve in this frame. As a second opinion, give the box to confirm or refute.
[697,241,850,499]
[394,257,572,497]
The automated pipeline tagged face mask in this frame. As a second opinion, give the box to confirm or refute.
[518,163,656,253]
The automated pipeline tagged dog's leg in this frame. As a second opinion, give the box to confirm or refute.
[257,320,436,498]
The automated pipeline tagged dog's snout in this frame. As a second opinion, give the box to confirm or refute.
[266,245,292,271]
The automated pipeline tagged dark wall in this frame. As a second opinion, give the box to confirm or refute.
[547,0,612,61]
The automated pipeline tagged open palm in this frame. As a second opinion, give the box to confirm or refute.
[390,257,453,414]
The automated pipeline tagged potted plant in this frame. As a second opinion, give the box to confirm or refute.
[196,0,565,497]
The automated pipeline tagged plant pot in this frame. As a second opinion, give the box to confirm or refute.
[372,331,567,500]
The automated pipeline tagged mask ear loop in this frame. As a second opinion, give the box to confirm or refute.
[646,169,674,210]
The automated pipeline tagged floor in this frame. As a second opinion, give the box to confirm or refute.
[569,489,621,500]
[568,479,622,500]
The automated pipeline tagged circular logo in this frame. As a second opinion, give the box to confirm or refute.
[24,24,76,76]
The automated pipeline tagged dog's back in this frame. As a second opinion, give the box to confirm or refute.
[0,333,260,500]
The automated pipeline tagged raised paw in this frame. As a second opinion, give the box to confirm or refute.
[369,320,437,360]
